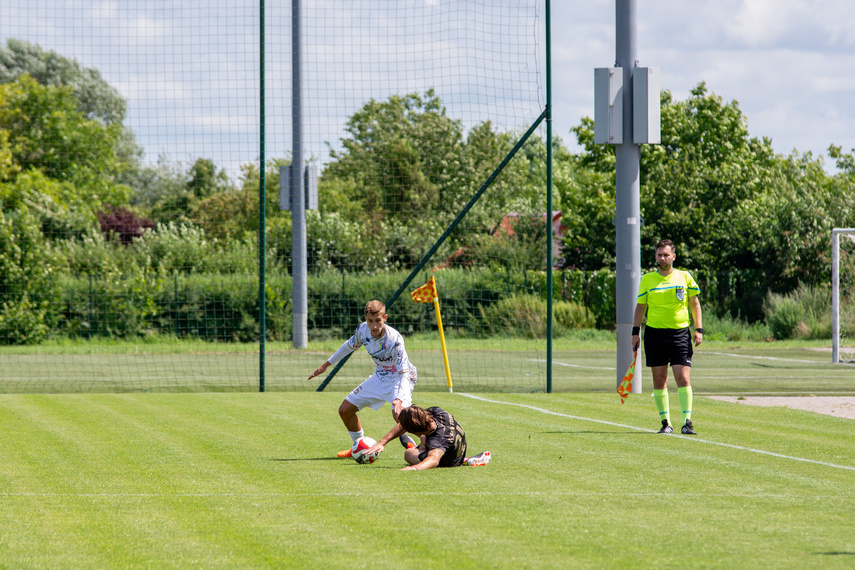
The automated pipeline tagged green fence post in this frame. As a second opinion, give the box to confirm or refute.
[258,0,267,392]
[88,274,93,340]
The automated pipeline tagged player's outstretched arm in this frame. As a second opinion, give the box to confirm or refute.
[402,448,442,471]
[365,423,406,456]
[308,361,330,380]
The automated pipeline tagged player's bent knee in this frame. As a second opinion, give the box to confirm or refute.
[339,400,358,419]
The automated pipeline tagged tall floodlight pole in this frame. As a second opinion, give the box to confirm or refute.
[291,0,308,349]
[614,0,642,392]
[545,0,553,393]
[258,0,267,391]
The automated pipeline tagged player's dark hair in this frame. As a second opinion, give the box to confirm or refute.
[655,239,675,254]
[364,299,386,317]
[398,405,431,434]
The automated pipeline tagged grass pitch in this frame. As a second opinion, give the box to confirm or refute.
[1,391,853,568]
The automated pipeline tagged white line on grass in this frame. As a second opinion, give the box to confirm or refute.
[704,351,817,364]
[459,393,855,472]
[528,359,615,370]
[1,492,853,499]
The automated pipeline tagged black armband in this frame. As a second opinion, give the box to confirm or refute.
[695,328,704,333]
[631,326,640,336]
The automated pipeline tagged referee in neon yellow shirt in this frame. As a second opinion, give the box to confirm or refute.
[632,239,703,435]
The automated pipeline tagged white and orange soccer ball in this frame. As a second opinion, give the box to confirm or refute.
[352,436,379,464]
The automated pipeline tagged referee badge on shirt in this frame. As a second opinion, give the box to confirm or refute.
[676,286,685,301]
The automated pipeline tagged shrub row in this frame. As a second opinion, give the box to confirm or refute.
[2,267,830,344]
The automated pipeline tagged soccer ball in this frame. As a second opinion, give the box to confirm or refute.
[352,436,379,464]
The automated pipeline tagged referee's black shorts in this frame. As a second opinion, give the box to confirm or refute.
[643,326,692,367]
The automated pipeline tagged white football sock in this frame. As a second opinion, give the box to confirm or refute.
[348,429,364,444]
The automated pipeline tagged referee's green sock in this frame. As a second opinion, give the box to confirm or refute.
[679,386,693,424]
[653,389,670,425]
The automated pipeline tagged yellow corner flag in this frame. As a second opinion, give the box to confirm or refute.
[411,277,438,303]
[617,350,638,404]
[410,276,453,392]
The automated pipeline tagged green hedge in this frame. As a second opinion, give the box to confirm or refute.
[3,267,789,345]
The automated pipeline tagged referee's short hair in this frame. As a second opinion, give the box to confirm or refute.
[655,239,675,253]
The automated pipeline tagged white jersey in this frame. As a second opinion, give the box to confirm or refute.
[329,322,416,383]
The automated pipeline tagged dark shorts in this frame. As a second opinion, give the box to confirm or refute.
[643,326,692,368]
[418,432,467,468]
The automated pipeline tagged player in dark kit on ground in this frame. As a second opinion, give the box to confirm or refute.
[363,405,491,470]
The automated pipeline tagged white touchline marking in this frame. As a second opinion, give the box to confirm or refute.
[1,491,852,501]
[528,359,615,371]
[704,351,817,364]
[459,393,855,472]
[0,491,852,499]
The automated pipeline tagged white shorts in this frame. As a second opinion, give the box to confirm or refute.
[345,370,416,411]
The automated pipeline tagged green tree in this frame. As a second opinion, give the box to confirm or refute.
[828,144,855,175]
[563,83,778,270]
[640,84,777,268]
[192,159,283,241]
[729,151,855,292]
[143,157,233,224]
[320,90,558,271]
[324,90,469,224]
[0,39,143,185]
[1,39,125,124]
[0,75,131,206]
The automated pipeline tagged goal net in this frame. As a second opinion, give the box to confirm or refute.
[832,228,855,363]
[0,1,559,393]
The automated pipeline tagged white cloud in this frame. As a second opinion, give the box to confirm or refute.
[550,1,855,161]
[4,0,855,173]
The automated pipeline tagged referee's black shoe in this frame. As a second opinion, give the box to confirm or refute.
[657,420,673,434]
[681,419,697,435]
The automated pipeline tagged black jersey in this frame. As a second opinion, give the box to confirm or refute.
[421,406,467,467]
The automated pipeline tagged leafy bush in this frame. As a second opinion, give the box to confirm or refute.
[480,294,593,338]
[765,284,831,340]
[702,313,770,342]
[0,210,61,344]
[0,293,50,344]
[97,205,154,244]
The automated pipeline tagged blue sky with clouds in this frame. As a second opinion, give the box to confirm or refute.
[554,1,855,167]
[3,1,854,175]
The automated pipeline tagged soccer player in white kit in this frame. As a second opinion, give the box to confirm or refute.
[308,300,418,458]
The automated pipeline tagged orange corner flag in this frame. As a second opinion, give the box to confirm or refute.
[617,350,637,404]
[411,276,438,303]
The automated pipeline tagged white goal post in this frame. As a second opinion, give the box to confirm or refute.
[832,228,855,363]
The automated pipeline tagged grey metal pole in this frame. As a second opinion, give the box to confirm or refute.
[614,0,642,392]
[832,229,840,363]
[258,0,267,391]
[291,0,308,349]
[545,0,553,393]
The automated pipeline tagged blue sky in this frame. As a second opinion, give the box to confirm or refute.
[3,1,854,176]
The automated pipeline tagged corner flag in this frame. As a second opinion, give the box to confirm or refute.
[411,276,453,392]
[411,277,437,303]
[617,350,638,404]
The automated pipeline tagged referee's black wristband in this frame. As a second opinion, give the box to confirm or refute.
[695,328,704,333]
[631,326,640,336]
